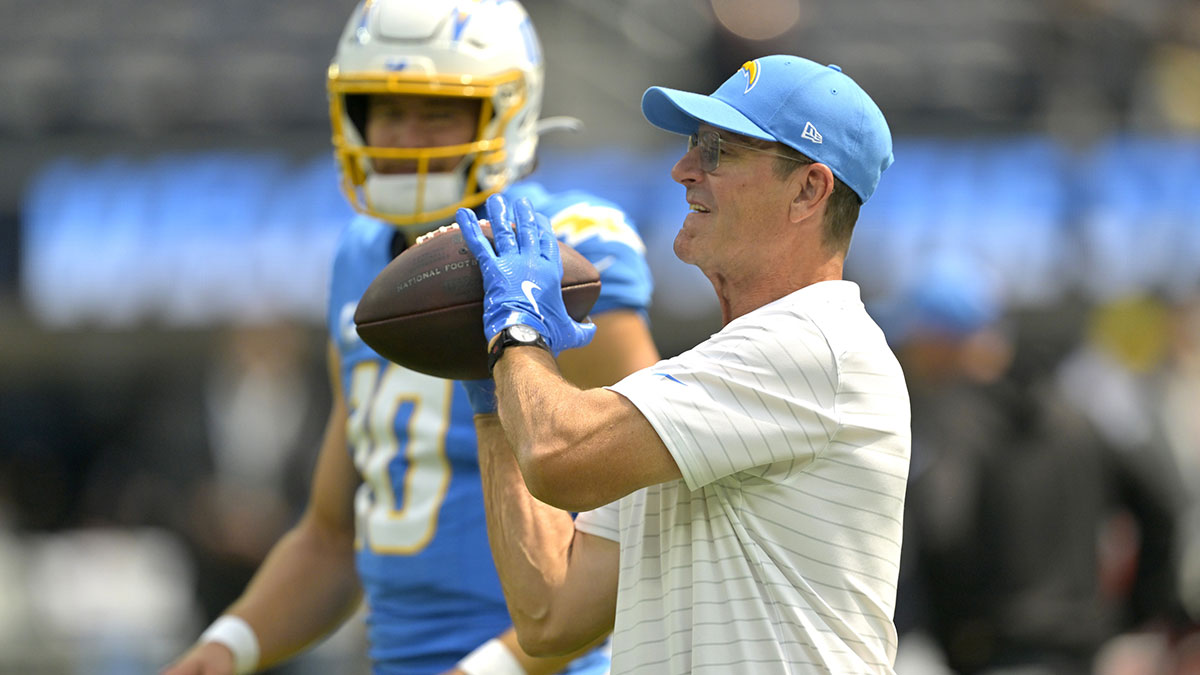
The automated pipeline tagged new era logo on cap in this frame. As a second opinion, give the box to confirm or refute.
[801,121,822,144]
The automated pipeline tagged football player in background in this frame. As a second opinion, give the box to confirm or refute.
[162,1,657,673]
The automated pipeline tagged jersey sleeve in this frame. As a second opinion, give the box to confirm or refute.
[574,501,620,542]
[607,311,840,491]
[507,182,653,315]
[545,199,653,315]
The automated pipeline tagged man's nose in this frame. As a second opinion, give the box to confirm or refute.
[671,145,703,185]
[379,116,429,147]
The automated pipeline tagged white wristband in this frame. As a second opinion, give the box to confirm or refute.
[457,637,528,675]
[199,615,260,675]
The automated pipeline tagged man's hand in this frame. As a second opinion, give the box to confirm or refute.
[160,641,236,675]
[456,195,596,354]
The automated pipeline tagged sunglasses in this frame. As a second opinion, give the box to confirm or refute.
[687,129,813,174]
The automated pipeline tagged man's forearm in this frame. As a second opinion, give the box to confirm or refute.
[492,346,681,511]
[475,414,605,656]
[493,345,577,458]
[226,518,363,668]
[491,347,613,510]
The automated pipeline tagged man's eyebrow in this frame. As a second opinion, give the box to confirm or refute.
[733,135,778,149]
[709,128,773,149]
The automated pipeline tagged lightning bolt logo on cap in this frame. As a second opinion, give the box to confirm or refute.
[740,60,760,94]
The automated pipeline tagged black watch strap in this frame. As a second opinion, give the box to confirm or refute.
[487,325,550,374]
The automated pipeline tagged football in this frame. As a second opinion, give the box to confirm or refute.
[354,223,602,380]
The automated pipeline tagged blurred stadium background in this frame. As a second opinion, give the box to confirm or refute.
[1,0,1198,673]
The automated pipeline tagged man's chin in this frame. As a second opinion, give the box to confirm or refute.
[672,233,695,265]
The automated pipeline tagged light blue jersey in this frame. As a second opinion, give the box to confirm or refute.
[326,182,653,674]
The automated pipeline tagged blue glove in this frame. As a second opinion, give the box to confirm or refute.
[456,194,596,355]
[461,378,497,415]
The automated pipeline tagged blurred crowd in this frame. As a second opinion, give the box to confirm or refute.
[0,322,363,673]
[880,270,1200,674]
[2,0,1200,673]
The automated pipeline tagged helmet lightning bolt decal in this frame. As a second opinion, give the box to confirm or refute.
[451,8,472,41]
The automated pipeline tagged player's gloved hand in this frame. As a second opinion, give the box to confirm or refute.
[457,194,596,355]
[461,378,497,415]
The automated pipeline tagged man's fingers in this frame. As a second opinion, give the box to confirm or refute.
[534,211,561,271]
[456,207,496,264]
[486,194,517,255]
[512,197,541,256]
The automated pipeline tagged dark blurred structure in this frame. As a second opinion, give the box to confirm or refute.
[2,0,1199,672]
[888,264,1185,675]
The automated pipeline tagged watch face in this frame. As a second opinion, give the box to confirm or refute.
[509,324,540,343]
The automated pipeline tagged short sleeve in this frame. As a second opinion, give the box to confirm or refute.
[574,500,620,542]
[608,310,840,490]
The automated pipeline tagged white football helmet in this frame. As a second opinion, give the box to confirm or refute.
[328,0,545,228]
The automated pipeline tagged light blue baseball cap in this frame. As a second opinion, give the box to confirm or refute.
[642,55,894,203]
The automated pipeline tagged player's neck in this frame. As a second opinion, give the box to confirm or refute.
[707,259,844,324]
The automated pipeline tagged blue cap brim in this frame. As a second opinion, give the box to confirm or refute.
[641,86,773,141]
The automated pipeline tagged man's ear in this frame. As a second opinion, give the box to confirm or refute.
[789,163,835,224]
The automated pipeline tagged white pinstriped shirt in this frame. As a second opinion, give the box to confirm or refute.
[576,280,911,674]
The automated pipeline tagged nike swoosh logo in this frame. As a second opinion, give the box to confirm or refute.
[521,280,542,317]
[658,373,686,385]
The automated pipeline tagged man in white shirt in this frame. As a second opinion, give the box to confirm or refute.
[456,54,910,674]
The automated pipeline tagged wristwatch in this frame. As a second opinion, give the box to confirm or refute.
[488,324,550,374]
